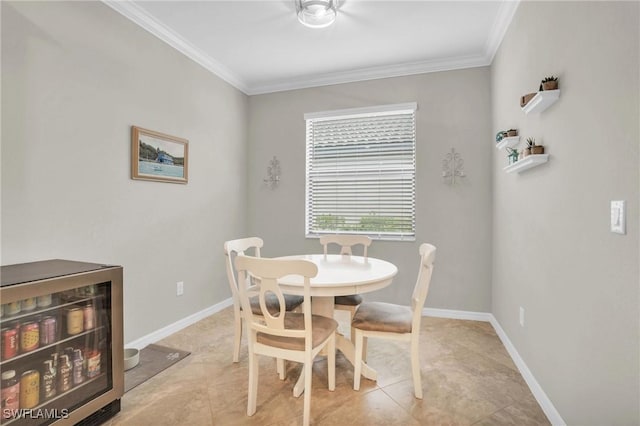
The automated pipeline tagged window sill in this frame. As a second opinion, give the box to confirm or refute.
[306,233,416,242]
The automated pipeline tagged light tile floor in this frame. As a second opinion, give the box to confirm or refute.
[109,307,550,425]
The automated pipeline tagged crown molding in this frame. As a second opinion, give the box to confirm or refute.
[101,0,250,94]
[484,0,521,63]
[247,54,490,95]
[103,0,517,96]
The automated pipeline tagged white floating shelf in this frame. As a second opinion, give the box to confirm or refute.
[521,90,560,114]
[504,154,549,173]
[496,136,520,150]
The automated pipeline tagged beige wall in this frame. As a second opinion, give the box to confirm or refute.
[248,69,493,311]
[1,1,248,343]
[491,2,639,424]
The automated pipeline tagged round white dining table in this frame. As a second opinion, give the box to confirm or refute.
[277,254,398,396]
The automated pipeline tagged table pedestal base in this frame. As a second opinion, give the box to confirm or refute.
[292,297,377,397]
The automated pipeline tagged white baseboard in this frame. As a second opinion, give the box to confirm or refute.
[422,307,493,322]
[423,307,565,425]
[489,316,566,426]
[125,298,233,350]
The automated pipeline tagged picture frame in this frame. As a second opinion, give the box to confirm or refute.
[131,126,188,184]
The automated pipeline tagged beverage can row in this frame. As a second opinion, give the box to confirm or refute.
[0,294,53,318]
[0,347,102,421]
[1,303,95,361]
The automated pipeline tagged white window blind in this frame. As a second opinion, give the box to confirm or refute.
[305,103,416,240]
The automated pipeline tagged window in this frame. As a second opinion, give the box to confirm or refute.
[305,103,416,241]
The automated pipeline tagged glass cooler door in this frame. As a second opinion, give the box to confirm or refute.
[1,283,113,425]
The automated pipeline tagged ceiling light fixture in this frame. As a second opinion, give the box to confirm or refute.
[295,0,338,29]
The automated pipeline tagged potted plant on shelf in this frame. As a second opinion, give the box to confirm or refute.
[520,92,537,107]
[523,137,533,157]
[541,76,558,91]
[527,137,545,155]
[506,147,519,165]
[506,129,518,137]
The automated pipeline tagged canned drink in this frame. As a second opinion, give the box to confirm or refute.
[72,349,84,385]
[1,370,20,419]
[1,327,19,360]
[58,355,72,393]
[21,297,37,311]
[40,316,57,346]
[4,301,21,316]
[19,370,39,409]
[83,303,95,330]
[42,359,57,400]
[86,349,101,378]
[36,294,52,308]
[50,352,59,368]
[66,307,83,335]
[20,321,40,353]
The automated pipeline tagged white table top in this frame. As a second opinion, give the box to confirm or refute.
[276,254,398,297]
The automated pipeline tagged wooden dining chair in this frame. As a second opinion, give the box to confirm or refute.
[235,255,337,426]
[351,243,436,399]
[224,237,304,363]
[319,234,372,340]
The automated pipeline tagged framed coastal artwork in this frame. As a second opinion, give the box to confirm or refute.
[131,126,188,184]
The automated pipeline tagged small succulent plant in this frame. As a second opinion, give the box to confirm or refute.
[542,76,558,83]
[526,137,536,148]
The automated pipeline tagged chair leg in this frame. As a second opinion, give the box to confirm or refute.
[353,329,363,391]
[362,336,368,363]
[411,336,422,399]
[277,358,285,380]
[328,334,336,391]
[247,351,259,416]
[233,310,242,363]
[303,353,313,426]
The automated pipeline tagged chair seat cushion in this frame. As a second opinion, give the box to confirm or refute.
[249,294,304,316]
[257,313,338,351]
[351,302,412,333]
[334,294,363,306]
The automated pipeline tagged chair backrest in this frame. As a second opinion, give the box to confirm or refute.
[224,237,263,310]
[319,235,372,259]
[235,255,318,351]
[410,243,436,331]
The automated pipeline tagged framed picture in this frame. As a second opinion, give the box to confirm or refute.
[131,126,188,184]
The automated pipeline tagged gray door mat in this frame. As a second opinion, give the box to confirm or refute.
[124,344,190,393]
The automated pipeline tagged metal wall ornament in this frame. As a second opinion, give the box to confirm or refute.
[263,156,281,188]
[442,148,466,184]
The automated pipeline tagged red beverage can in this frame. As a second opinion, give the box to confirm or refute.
[40,316,57,346]
[1,327,19,360]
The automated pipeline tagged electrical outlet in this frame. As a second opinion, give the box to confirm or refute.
[519,306,525,327]
[176,281,184,296]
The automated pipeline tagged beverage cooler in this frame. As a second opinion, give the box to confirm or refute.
[0,260,123,425]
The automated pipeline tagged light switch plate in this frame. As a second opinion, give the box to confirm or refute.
[610,200,626,234]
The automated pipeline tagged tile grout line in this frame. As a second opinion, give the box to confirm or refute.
[378,379,422,422]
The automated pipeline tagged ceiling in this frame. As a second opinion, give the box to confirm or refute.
[104,1,519,95]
